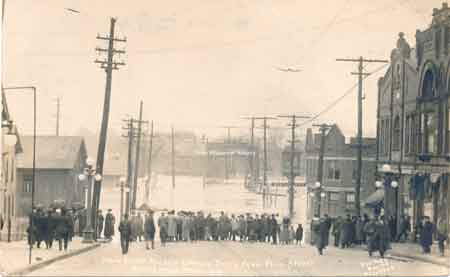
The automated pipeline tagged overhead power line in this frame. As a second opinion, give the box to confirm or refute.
[298,62,389,128]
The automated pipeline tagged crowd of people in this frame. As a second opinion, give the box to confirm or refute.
[117,210,304,254]
[311,213,448,258]
[20,206,448,259]
[26,207,116,251]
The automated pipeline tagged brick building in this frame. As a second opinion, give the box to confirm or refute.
[304,124,377,220]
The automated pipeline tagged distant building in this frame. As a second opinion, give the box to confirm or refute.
[304,125,377,219]
[16,136,88,218]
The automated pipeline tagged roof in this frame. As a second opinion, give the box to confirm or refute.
[18,136,86,169]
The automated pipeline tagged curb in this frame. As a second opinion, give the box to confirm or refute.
[7,243,101,276]
[389,251,450,268]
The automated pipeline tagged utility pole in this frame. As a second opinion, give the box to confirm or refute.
[131,101,148,210]
[55,97,60,136]
[91,17,126,238]
[144,120,154,203]
[242,117,256,187]
[278,114,310,219]
[336,57,388,216]
[312,124,333,218]
[122,118,134,215]
[220,126,239,181]
[253,117,277,208]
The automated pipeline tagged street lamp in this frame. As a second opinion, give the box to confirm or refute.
[314,182,322,217]
[78,157,102,243]
[378,163,398,222]
[2,86,37,265]
[2,119,17,243]
[119,176,126,220]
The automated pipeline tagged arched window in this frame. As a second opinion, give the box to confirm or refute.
[393,116,401,151]
[422,70,435,98]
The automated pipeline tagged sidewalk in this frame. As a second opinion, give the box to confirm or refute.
[389,242,449,267]
[0,237,100,276]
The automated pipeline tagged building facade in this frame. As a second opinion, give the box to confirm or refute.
[377,3,450,237]
[304,125,377,220]
[16,136,87,218]
[377,31,419,228]
[0,92,23,241]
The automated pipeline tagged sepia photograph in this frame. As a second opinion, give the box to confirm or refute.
[0,0,449,276]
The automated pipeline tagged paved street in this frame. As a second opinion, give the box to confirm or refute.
[28,240,448,276]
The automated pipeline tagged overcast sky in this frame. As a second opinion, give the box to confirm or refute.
[1,0,444,140]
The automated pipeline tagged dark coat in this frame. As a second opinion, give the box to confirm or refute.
[340,218,353,245]
[373,221,390,252]
[119,219,132,240]
[54,215,71,240]
[104,213,115,238]
[144,216,156,240]
[314,220,329,249]
[420,222,434,247]
[296,226,303,241]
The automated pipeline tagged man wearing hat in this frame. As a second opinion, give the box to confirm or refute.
[119,213,132,254]
[104,209,115,240]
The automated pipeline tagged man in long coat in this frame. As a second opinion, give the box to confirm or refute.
[118,214,132,254]
[144,212,156,250]
[420,216,434,254]
[104,209,115,240]
[158,212,168,246]
[167,211,177,241]
[340,214,353,248]
[314,217,329,255]
[373,218,390,258]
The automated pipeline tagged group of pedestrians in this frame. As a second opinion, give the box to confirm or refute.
[156,210,303,245]
[27,207,116,252]
[117,210,304,255]
[312,213,448,258]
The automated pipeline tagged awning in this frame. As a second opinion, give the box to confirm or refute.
[364,189,384,208]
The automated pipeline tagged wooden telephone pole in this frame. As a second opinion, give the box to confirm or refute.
[278,114,309,219]
[252,117,277,208]
[336,57,388,216]
[312,123,333,217]
[122,118,135,215]
[220,126,239,180]
[91,17,126,238]
[144,120,154,203]
[242,117,257,187]
[131,101,148,210]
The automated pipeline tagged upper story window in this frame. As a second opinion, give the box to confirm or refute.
[422,111,438,154]
[23,176,33,193]
[422,70,435,99]
[327,160,340,180]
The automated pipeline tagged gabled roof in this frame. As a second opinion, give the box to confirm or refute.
[18,136,86,169]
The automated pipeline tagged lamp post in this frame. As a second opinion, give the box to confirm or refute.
[78,157,102,243]
[2,119,17,243]
[2,86,36,264]
[377,164,398,222]
[314,181,322,217]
